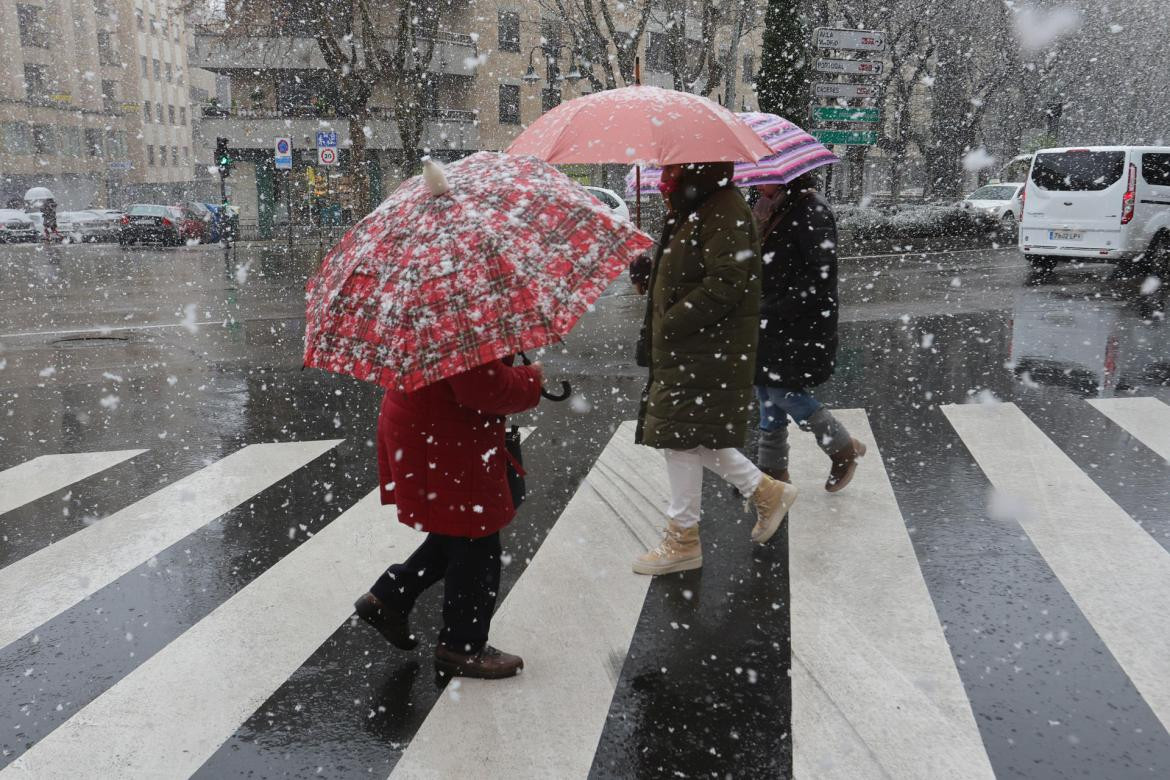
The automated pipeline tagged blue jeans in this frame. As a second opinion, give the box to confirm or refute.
[756,385,823,431]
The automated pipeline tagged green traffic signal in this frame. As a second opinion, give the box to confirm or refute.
[215,137,233,174]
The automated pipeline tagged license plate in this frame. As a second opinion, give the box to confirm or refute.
[1049,229,1083,241]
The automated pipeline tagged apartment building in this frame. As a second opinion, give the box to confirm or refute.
[0,0,212,208]
[190,1,763,235]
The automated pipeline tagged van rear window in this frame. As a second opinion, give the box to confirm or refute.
[1031,151,1125,191]
[1142,154,1170,186]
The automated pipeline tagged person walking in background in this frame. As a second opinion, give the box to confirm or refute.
[753,173,865,491]
[353,357,542,682]
[41,198,58,243]
[631,161,798,576]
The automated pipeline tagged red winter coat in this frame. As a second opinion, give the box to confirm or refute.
[377,359,542,538]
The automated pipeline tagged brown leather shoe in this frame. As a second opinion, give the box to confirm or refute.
[435,644,524,680]
[826,438,867,493]
[354,593,418,651]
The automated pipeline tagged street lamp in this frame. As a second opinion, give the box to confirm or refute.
[564,52,583,84]
[522,45,543,84]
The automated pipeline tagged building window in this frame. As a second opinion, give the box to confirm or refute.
[155,104,163,123]
[135,9,143,30]
[97,31,117,65]
[183,146,189,162]
[2,122,32,155]
[59,126,82,156]
[165,62,172,82]
[18,5,49,48]
[742,52,755,81]
[499,84,520,125]
[168,105,175,124]
[646,32,670,72]
[101,80,118,114]
[541,87,561,113]
[160,144,167,166]
[23,64,49,100]
[176,66,183,84]
[85,128,103,157]
[179,106,187,125]
[140,55,148,77]
[106,128,124,158]
[32,125,56,155]
[498,11,520,52]
[147,144,154,165]
[153,58,160,80]
[94,0,111,15]
[171,146,178,166]
[143,101,151,122]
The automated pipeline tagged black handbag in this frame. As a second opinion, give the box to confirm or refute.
[505,425,526,508]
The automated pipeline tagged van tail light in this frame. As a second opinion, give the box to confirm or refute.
[1121,163,1137,224]
[120,216,129,225]
[161,217,172,227]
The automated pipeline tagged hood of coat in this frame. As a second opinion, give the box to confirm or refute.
[664,162,735,216]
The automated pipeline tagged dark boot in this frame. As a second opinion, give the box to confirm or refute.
[762,467,789,483]
[826,438,867,493]
[354,592,418,651]
[435,644,523,681]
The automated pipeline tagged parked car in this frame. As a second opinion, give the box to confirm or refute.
[1020,146,1170,272]
[59,210,122,243]
[584,186,632,223]
[119,204,185,246]
[0,209,38,243]
[960,182,1024,229]
[172,203,210,244]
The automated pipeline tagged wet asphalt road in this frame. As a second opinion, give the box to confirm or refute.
[1,239,1169,778]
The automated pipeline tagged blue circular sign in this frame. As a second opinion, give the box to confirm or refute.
[276,139,290,154]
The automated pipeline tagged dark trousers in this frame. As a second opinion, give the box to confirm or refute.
[370,531,502,654]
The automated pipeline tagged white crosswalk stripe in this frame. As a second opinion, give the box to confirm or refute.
[1088,396,1170,462]
[0,449,146,518]
[0,440,341,651]
[943,402,1170,734]
[788,410,994,780]
[391,422,666,779]
[6,400,1170,776]
[1,432,532,779]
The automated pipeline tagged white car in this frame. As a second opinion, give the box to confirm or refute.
[1020,145,1170,272]
[960,182,1024,228]
[60,210,122,242]
[0,209,37,242]
[584,186,631,223]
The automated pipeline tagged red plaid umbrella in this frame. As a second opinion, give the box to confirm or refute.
[304,152,654,392]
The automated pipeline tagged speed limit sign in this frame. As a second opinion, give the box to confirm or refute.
[317,146,338,166]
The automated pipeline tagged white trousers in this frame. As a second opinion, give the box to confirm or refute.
[663,447,763,528]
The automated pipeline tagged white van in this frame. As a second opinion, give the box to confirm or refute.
[1019,146,1170,272]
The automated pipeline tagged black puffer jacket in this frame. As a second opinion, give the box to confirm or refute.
[755,190,839,389]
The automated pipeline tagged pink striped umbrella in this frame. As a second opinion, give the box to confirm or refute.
[625,112,839,196]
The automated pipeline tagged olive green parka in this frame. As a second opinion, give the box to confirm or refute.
[635,163,762,450]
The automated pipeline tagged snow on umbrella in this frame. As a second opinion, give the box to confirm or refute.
[303,152,654,393]
[24,186,55,201]
[505,85,773,166]
[625,113,839,196]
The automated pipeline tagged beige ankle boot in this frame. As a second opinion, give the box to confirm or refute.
[751,474,799,544]
[632,520,702,575]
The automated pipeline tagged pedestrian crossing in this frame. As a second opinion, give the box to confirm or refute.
[1,400,1169,777]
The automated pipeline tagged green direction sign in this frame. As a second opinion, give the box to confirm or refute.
[812,129,879,146]
[813,106,881,123]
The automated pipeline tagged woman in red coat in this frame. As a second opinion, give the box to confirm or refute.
[354,358,542,681]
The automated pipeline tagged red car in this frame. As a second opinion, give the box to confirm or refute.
[174,203,210,244]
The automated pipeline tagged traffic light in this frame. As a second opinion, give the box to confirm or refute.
[215,137,233,176]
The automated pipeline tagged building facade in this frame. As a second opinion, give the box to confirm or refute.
[190,1,764,235]
[0,0,212,209]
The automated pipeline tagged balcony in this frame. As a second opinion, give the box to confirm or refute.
[196,106,478,152]
[191,28,478,78]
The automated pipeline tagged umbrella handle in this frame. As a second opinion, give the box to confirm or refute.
[542,381,571,402]
[517,352,571,402]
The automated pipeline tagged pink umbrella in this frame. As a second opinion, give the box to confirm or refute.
[506,85,773,166]
[626,113,839,197]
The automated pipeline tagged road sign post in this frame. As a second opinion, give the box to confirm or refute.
[812,129,879,146]
[814,83,880,100]
[315,131,338,167]
[274,137,292,170]
[814,27,887,52]
[815,57,885,76]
